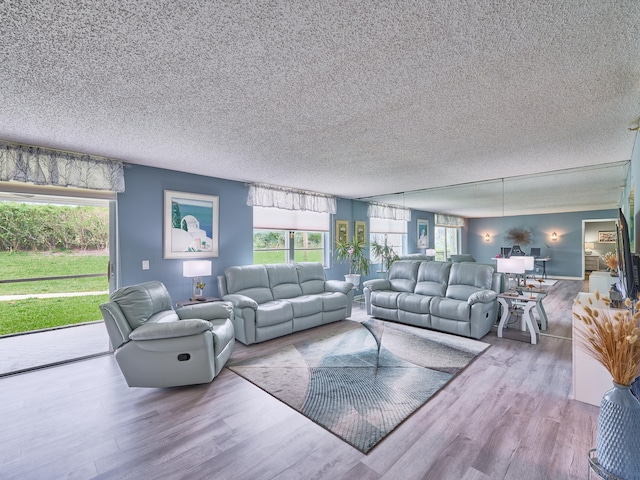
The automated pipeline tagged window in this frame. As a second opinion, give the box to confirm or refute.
[434,226,460,261]
[252,207,329,265]
[253,229,327,264]
[369,217,407,267]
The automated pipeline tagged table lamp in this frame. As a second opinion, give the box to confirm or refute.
[585,242,595,255]
[183,260,212,300]
[497,258,526,291]
[425,248,436,260]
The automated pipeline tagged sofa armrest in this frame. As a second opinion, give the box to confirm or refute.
[363,279,391,291]
[177,301,233,321]
[467,290,497,305]
[325,280,353,294]
[129,319,212,341]
[222,294,259,310]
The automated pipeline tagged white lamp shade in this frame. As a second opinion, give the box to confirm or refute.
[522,256,535,270]
[497,258,525,274]
[183,260,212,278]
[425,249,436,256]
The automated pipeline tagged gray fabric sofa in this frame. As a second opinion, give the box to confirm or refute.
[217,262,354,345]
[363,260,503,339]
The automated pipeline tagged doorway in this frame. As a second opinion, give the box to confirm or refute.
[582,218,617,280]
[0,187,117,376]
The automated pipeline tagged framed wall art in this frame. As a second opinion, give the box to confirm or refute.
[598,231,616,243]
[417,219,429,248]
[163,190,219,259]
[355,221,366,245]
[336,219,349,244]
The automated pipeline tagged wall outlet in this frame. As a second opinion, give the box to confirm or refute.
[142,260,150,270]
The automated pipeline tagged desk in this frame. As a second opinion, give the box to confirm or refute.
[534,256,551,278]
[497,292,547,344]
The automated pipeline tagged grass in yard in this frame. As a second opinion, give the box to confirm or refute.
[0,251,108,295]
[0,295,109,336]
[0,251,109,335]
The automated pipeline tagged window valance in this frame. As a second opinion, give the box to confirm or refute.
[247,183,337,214]
[435,213,465,227]
[0,141,125,193]
[367,202,411,222]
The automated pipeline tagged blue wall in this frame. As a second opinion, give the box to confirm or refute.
[117,164,620,300]
[117,165,253,300]
[468,210,617,278]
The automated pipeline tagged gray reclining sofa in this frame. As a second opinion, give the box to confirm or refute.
[217,262,354,345]
[363,260,504,339]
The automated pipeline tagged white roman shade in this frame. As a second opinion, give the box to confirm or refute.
[369,217,407,234]
[0,141,125,193]
[253,206,330,231]
[247,183,336,214]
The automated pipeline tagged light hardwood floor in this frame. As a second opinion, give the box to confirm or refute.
[0,280,599,479]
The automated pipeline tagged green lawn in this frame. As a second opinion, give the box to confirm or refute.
[0,251,109,335]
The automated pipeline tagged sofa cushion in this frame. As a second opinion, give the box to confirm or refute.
[387,260,420,292]
[397,292,432,314]
[317,291,348,311]
[414,261,451,297]
[430,297,470,322]
[370,290,402,309]
[256,300,294,327]
[225,265,273,304]
[266,264,303,299]
[446,263,494,300]
[287,295,323,317]
[296,262,326,295]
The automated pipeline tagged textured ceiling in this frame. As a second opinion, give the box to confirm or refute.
[1,1,639,217]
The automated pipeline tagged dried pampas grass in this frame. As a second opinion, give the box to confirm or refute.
[573,291,640,386]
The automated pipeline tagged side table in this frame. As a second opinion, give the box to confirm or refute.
[497,292,547,344]
[176,297,221,308]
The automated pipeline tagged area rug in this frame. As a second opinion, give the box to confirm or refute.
[227,319,489,453]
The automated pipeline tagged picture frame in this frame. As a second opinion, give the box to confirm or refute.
[354,221,366,245]
[598,231,616,243]
[417,219,429,248]
[336,219,349,244]
[163,190,219,259]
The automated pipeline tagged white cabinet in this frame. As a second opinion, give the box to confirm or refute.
[572,293,615,406]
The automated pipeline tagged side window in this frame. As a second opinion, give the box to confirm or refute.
[253,229,327,265]
[434,226,461,261]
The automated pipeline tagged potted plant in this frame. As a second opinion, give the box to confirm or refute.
[334,239,370,288]
[573,292,640,479]
[371,238,399,273]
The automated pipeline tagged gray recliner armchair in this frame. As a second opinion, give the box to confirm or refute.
[99,281,235,388]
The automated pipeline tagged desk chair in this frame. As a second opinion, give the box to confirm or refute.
[530,247,541,257]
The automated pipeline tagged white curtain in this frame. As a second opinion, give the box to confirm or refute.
[0,141,125,192]
[247,183,336,214]
[367,202,411,221]
[435,213,465,227]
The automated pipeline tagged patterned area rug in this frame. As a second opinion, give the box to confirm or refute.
[228,319,489,453]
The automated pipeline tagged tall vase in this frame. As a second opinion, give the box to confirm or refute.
[596,382,640,480]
